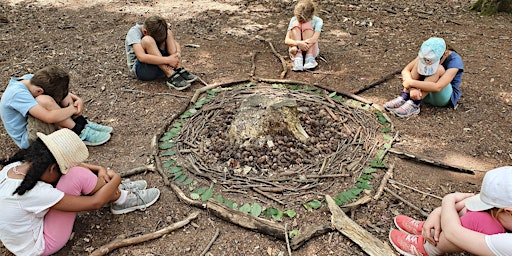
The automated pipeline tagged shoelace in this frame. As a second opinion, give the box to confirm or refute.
[132,189,148,211]
[404,234,424,256]
[398,101,415,113]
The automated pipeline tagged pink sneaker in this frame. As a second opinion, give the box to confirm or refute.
[394,215,424,235]
[389,229,428,256]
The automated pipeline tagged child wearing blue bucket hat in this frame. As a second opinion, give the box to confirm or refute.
[384,37,464,117]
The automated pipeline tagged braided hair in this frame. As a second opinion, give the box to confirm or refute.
[0,138,58,195]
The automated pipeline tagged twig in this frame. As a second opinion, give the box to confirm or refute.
[90,211,200,256]
[389,148,476,174]
[250,51,258,77]
[313,83,373,105]
[120,88,189,98]
[285,223,292,256]
[388,179,443,200]
[266,40,288,78]
[253,187,285,205]
[196,76,210,87]
[373,164,394,200]
[200,228,220,256]
[351,68,402,94]
[119,165,155,178]
[154,155,170,186]
[190,79,251,103]
[384,187,429,217]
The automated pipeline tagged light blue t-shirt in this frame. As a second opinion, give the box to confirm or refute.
[287,15,323,32]
[125,23,144,72]
[0,74,39,148]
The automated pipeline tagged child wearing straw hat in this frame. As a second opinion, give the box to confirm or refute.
[0,129,160,256]
[389,166,512,256]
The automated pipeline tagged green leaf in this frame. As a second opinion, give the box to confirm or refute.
[289,229,299,238]
[250,203,262,217]
[239,204,251,213]
[159,132,173,141]
[173,122,182,128]
[190,193,200,200]
[283,209,296,218]
[359,174,373,181]
[201,188,214,201]
[214,195,224,203]
[159,141,175,150]
[272,210,283,221]
[329,92,337,98]
[162,150,177,156]
[172,171,182,179]
[175,174,187,183]
[263,207,279,217]
[384,143,391,149]
[362,168,376,174]
[377,149,385,159]
[308,200,322,209]
[381,127,392,133]
[183,178,194,185]
[193,187,208,195]
[370,159,386,168]
[168,166,182,174]
[163,159,176,168]
[232,203,238,210]
[383,134,393,141]
[347,187,363,196]
[303,203,312,211]
[336,193,350,204]
[225,199,235,208]
[356,182,372,190]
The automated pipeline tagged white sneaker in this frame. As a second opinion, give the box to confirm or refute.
[292,57,304,71]
[303,57,318,70]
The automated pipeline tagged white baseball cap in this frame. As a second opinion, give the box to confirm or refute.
[465,166,512,211]
[417,37,446,76]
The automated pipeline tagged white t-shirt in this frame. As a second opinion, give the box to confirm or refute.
[486,233,512,256]
[0,162,64,256]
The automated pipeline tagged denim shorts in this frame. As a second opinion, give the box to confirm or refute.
[134,48,168,81]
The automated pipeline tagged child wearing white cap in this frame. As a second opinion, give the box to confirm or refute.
[389,166,512,256]
[0,129,160,256]
[384,37,464,117]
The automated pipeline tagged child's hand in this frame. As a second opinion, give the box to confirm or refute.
[167,54,180,69]
[297,41,310,51]
[72,97,84,116]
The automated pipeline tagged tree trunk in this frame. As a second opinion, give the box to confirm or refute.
[470,0,512,15]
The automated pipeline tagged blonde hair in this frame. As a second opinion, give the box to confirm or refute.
[294,0,318,23]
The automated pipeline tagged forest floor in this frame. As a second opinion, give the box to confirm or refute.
[0,0,511,255]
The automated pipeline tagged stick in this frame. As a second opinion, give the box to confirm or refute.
[266,40,288,78]
[388,179,443,200]
[250,51,258,77]
[90,211,200,256]
[170,183,286,240]
[373,164,394,200]
[285,223,292,256]
[384,187,429,217]
[196,76,210,87]
[351,68,402,94]
[154,155,170,186]
[200,228,220,256]
[120,88,189,98]
[190,79,251,103]
[119,165,155,178]
[389,148,476,174]
[313,84,373,105]
[290,225,334,250]
[325,195,397,256]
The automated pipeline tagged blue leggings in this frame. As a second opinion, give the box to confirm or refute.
[423,84,453,107]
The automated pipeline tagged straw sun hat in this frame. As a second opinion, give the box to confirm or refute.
[37,128,89,174]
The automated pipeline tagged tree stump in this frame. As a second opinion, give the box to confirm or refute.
[228,94,310,148]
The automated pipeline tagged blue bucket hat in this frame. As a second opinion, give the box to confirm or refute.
[417,37,446,76]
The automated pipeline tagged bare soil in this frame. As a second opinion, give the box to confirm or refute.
[0,0,511,255]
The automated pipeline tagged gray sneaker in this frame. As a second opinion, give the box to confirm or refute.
[111,188,160,215]
[167,72,191,90]
[393,100,420,117]
[79,125,111,146]
[384,96,406,111]
[292,57,304,71]
[119,179,147,192]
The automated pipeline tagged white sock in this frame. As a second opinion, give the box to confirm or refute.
[423,242,443,256]
[113,190,129,205]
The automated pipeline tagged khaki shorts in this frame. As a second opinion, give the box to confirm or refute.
[26,115,58,144]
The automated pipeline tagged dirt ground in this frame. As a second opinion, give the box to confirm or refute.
[0,0,511,255]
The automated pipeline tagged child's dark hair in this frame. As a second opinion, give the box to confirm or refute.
[294,0,318,23]
[143,16,168,46]
[31,66,70,103]
[0,139,58,196]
